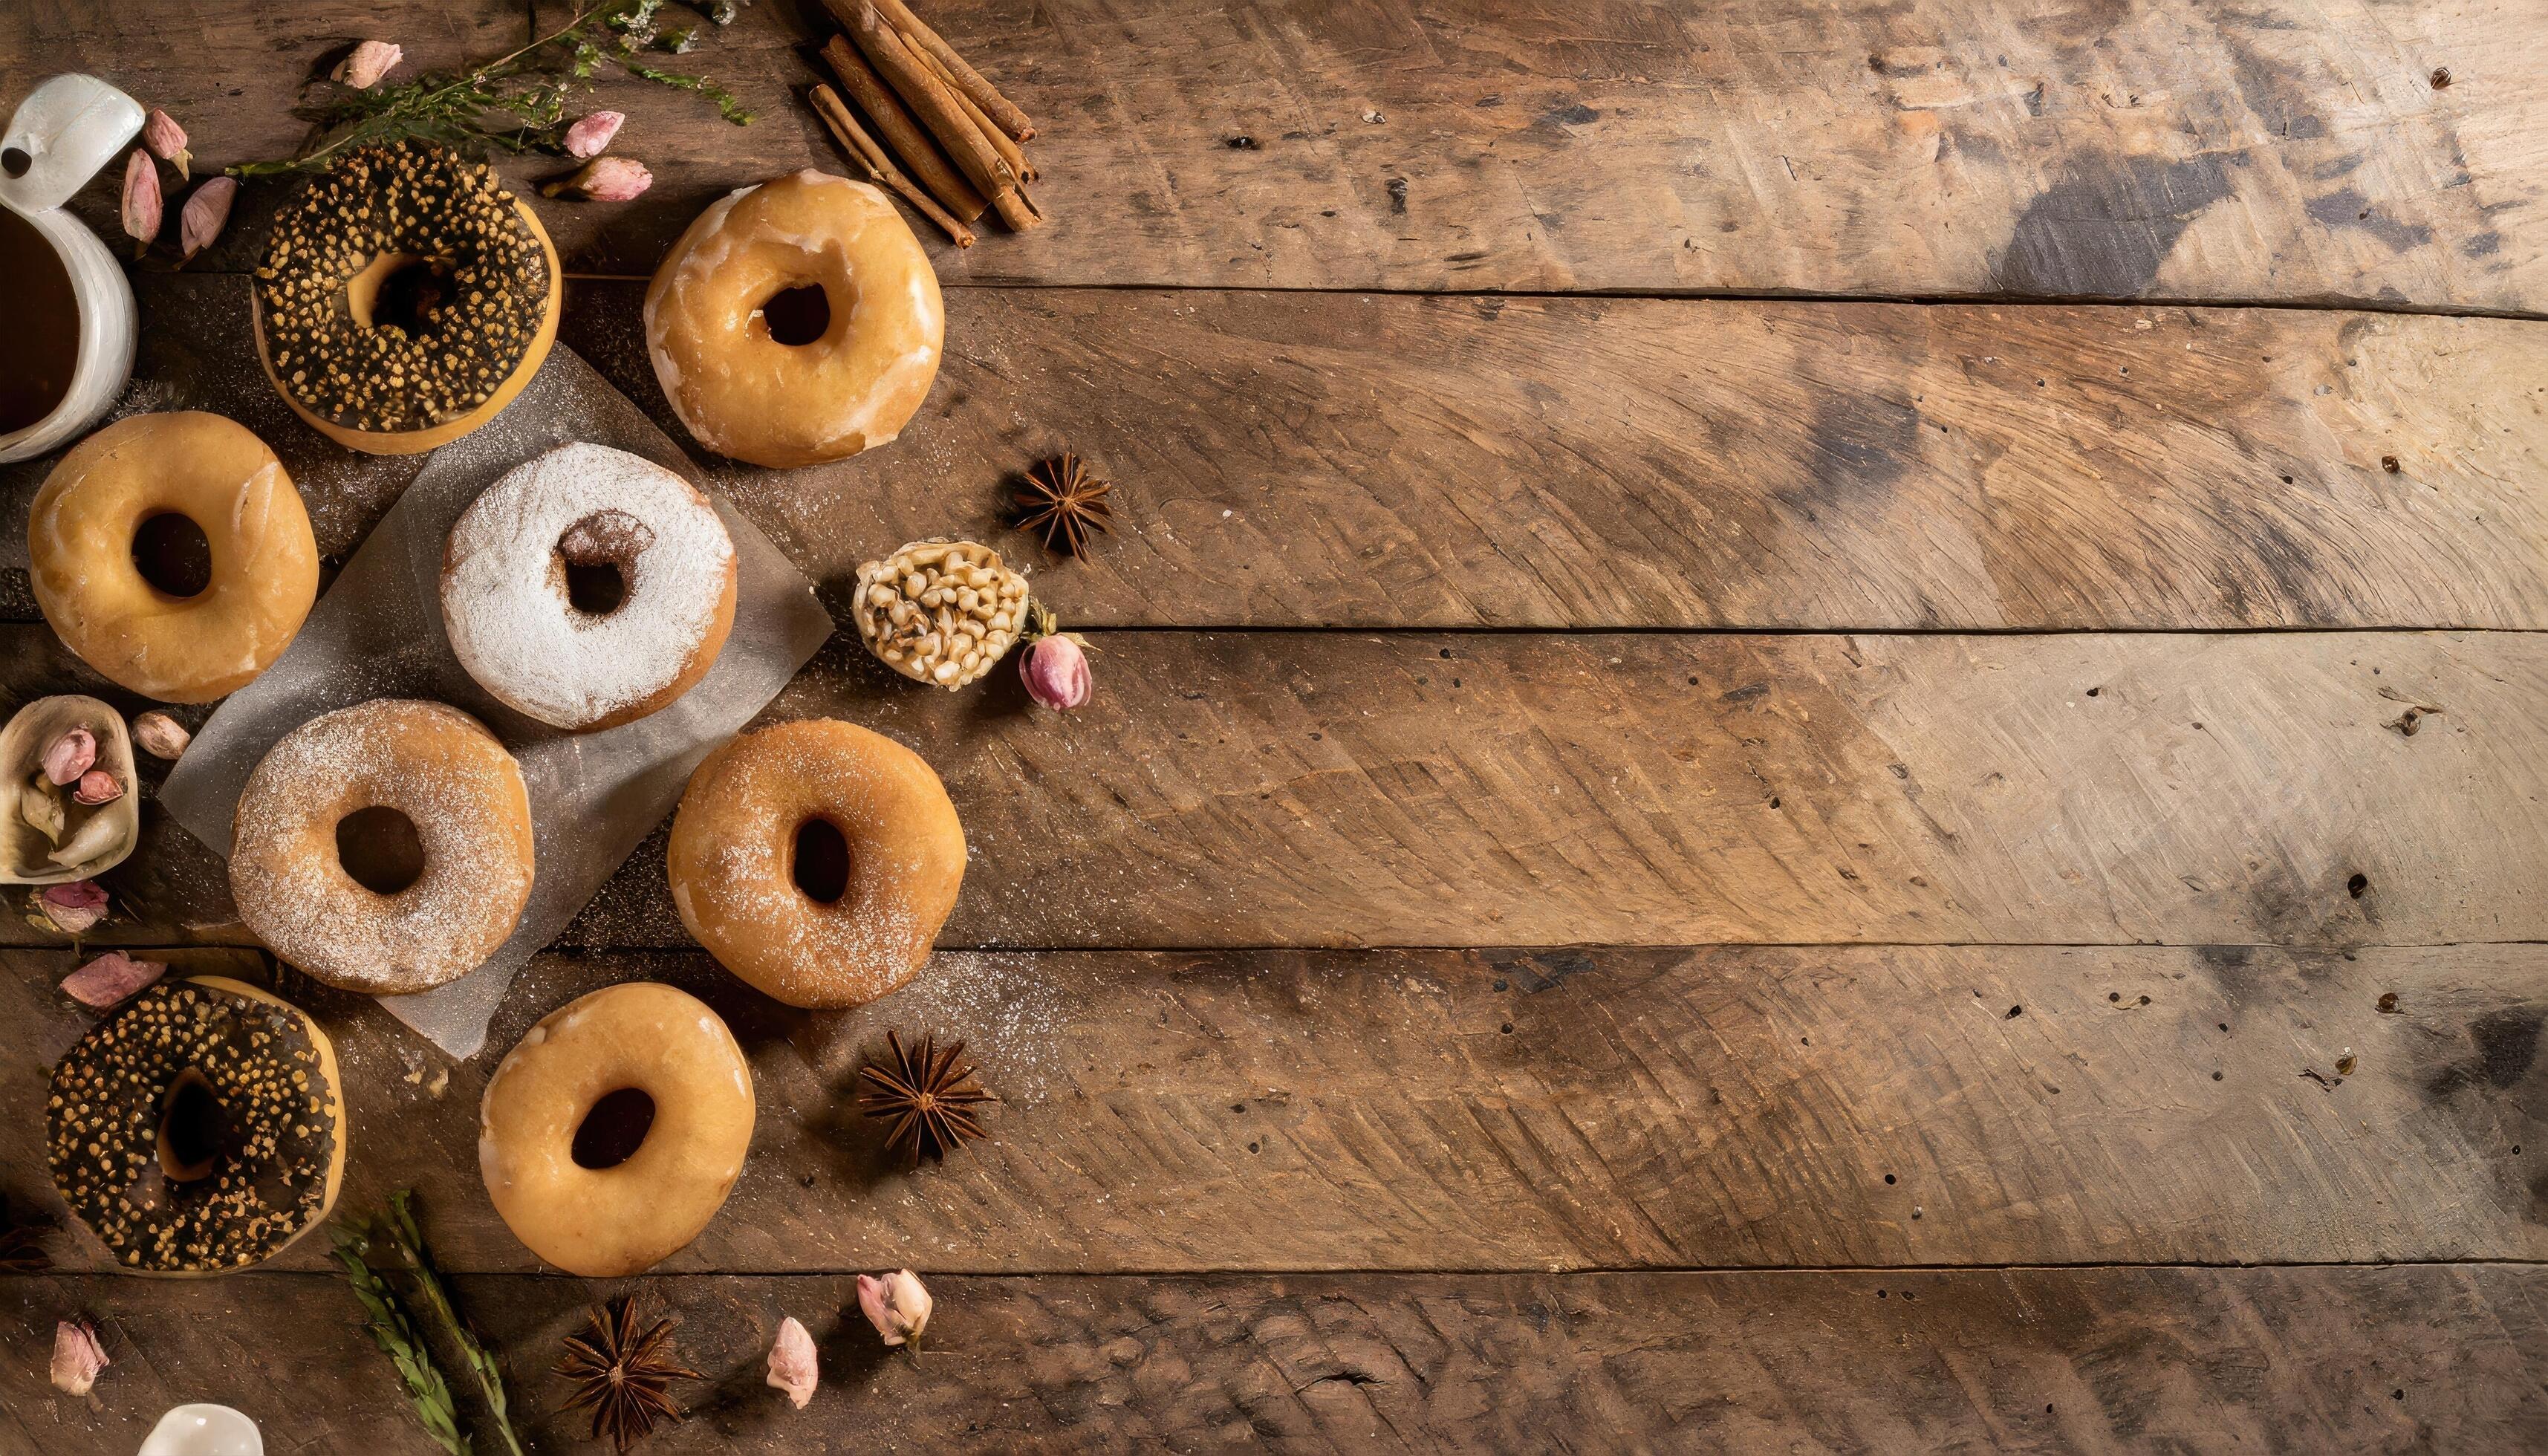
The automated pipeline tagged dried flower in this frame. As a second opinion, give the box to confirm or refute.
[856,1270,932,1348]
[556,1296,699,1453]
[858,1031,995,1165]
[42,729,95,786]
[766,1316,818,1408]
[51,1321,107,1396]
[564,110,625,158]
[131,712,191,761]
[1013,452,1116,558]
[72,770,122,807]
[62,949,165,1009]
[181,177,237,262]
[142,108,192,181]
[334,40,404,90]
[22,776,65,844]
[120,150,161,259]
[1021,631,1092,710]
[541,156,652,201]
[36,880,109,936]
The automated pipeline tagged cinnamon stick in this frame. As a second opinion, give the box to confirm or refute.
[826,0,1034,142]
[916,44,1034,182]
[820,34,987,223]
[810,84,976,246]
[843,2,1021,204]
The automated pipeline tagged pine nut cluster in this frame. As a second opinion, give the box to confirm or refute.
[853,539,1029,689]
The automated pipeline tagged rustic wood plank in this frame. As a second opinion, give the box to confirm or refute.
[7,0,2543,303]
[7,943,2541,1273]
[15,277,2547,631]
[8,627,2544,950]
[5,1266,2544,1451]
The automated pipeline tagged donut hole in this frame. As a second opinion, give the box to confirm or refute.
[756,283,832,346]
[350,251,457,339]
[132,512,214,599]
[337,805,427,896]
[571,1087,657,1169]
[565,558,629,616]
[791,816,852,904]
[157,1068,230,1183]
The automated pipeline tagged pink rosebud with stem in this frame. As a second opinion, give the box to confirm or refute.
[1021,632,1092,710]
[121,151,160,259]
[142,108,191,181]
[765,1316,818,1408]
[181,176,237,263]
[855,1270,932,1348]
[333,40,403,89]
[541,156,652,201]
[51,1321,108,1396]
[73,770,123,806]
[564,111,625,159]
[42,728,97,786]
[37,880,109,936]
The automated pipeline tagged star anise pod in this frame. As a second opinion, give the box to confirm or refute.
[857,1030,996,1166]
[0,1196,51,1273]
[555,1295,700,1453]
[1013,452,1115,559]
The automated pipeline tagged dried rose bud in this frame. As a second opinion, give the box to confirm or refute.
[855,1270,932,1347]
[73,770,123,806]
[333,39,403,89]
[1021,632,1092,710]
[142,108,191,181]
[766,1316,818,1408]
[540,156,652,201]
[131,711,191,761]
[564,110,625,159]
[61,949,165,1009]
[36,880,109,936]
[181,176,237,262]
[51,1320,107,1396]
[42,728,97,785]
[120,150,160,259]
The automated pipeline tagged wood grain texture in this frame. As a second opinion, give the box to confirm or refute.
[16,277,2548,631]
[5,1266,2545,1452]
[5,944,2540,1273]
[8,0,2544,303]
[11,627,2544,951]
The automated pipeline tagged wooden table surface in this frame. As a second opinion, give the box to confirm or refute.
[4,1,2547,1451]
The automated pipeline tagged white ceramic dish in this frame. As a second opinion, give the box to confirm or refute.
[0,74,141,464]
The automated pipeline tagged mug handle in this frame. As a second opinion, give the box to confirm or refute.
[0,74,145,216]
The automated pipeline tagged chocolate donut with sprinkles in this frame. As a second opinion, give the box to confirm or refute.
[46,977,347,1275]
[253,141,561,455]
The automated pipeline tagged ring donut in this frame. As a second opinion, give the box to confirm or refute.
[644,171,943,468]
[29,412,318,703]
[253,141,559,455]
[229,699,535,995]
[478,982,754,1277]
[47,976,346,1275]
[666,718,966,1007]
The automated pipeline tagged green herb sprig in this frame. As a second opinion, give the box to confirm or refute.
[333,1191,526,1456]
[234,0,748,178]
[333,1222,467,1456]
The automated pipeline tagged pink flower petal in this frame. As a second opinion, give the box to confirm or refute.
[42,729,96,786]
[38,880,110,935]
[51,1321,107,1396]
[540,155,652,201]
[61,950,165,1008]
[181,177,237,262]
[334,40,403,90]
[564,111,625,160]
[766,1316,818,1408]
[72,770,123,806]
[142,108,191,181]
[121,151,161,258]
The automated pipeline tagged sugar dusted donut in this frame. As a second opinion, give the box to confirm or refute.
[666,718,966,1007]
[479,982,754,1276]
[644,170,943,468]
[48,976,345,1275]
[29,412,318,703]
[441,443,738,732]
[230,699,534,995]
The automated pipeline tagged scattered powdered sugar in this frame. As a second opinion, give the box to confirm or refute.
[442,442,735,730]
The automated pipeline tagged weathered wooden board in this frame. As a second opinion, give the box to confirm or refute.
[6,943,2540,1273]
[10,0,2544,303]
[6,1266,2544,1452]
[13,276,2547,631]
[8,627,2543,950]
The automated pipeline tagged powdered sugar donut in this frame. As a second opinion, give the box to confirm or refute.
[643,171,943,468]
[441,443,737,733]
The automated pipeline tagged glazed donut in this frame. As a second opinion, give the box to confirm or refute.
[28,412,318,703]
[667,718,965,1007]
[47,976,345,1275]
[442,442,738,732]
[230,699,534,995]
[479,982,754,1276]
[253,141,559,455]
[644,170,943,468]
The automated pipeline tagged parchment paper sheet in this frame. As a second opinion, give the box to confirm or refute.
[160,345,834,1057]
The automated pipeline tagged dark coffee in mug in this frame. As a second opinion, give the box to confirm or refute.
[0,204,80,435]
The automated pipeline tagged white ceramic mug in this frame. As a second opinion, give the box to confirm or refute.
[0,74,142,464]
